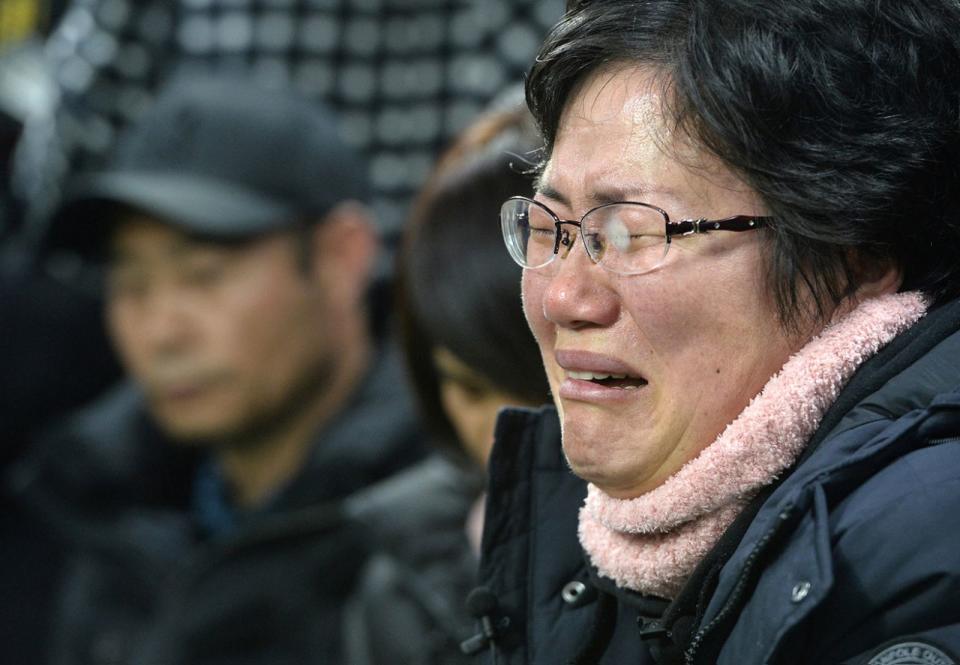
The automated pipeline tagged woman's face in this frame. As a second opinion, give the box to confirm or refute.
[433,347,537,468]
[523,65,820,499]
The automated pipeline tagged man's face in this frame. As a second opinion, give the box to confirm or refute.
[105,214,338,445]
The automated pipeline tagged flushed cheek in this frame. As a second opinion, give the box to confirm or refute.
[621,272,762,375]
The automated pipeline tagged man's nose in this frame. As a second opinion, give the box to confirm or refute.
[141,287,195,353]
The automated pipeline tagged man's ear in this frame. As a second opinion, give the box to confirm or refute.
[309,201,379,304]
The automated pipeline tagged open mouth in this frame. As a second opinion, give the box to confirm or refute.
[567,370,648,390]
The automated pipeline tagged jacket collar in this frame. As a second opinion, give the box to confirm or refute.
[686,295,960,663]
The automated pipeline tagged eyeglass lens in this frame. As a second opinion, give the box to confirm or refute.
[501,198,669,274]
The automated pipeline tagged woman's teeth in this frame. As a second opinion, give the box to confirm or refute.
[567,371,628,381]
[566,371,647,389]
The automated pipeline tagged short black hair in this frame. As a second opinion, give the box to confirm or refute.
[529,0,960,329]
[396,99,551,460]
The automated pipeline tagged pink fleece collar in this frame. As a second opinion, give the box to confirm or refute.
[578,292,928,599]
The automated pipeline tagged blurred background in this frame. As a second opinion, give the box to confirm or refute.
[0,2,562,662]
[0,0,563,464]
[9,0,563,254]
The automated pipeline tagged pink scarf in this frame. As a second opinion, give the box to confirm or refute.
[578,292,928,599]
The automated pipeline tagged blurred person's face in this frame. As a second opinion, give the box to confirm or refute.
[105,214,347,445]
[432,347,538,468]
[522,65,823,499]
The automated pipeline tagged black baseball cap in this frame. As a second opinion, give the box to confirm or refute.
[46,70,369,254]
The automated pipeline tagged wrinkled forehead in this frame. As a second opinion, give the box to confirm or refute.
[539,63,753,207]
[561,64,668,130]
[540,67,667,189]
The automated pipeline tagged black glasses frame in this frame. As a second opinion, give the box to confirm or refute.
[502,196,771,275]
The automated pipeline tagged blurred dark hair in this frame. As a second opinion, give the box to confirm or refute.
[529,0,960,330]
[396,99,551,460]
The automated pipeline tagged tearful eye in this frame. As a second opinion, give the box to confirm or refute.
[585,233,604,255]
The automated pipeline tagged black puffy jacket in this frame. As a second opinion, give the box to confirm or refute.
[343,455,484,665]
[475,296,960,665]
[8,345,424,665]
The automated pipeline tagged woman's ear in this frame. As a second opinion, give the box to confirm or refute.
[821,253,903,328]
[849,251,903,302]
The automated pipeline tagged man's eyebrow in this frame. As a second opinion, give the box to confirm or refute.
[107,234,207,266]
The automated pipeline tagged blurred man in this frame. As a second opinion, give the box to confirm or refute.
[7,72,423,665]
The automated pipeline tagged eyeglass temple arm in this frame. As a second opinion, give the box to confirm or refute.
[666,215,769,238]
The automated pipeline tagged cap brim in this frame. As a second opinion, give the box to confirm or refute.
[48,171,297,255]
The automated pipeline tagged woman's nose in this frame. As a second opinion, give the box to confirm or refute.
[539,241,620,330]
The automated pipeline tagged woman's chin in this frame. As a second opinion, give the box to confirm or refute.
[562,437,662,498]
